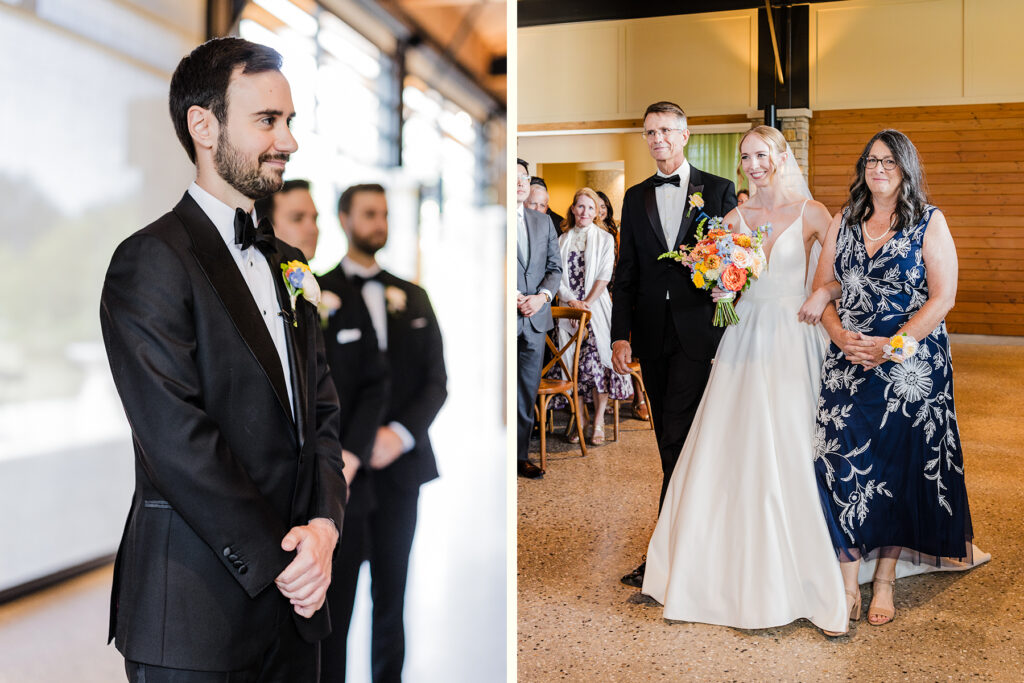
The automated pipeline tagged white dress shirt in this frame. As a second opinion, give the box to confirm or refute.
[655,159,691,251]
[187,182,294,416]
[340,256,415,453]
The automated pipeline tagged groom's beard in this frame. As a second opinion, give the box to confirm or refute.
[214,128,289,200]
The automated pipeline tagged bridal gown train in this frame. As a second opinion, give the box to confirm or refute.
[642,203,850,632]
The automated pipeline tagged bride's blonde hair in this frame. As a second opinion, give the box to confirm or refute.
[737,125,788,184]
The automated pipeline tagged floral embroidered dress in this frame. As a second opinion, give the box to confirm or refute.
[553,225,633,405]
[814,206,974,565]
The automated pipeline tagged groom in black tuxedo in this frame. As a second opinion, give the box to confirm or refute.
[100,39,345,681]
[611,101,737,587]
[319,184,447,683]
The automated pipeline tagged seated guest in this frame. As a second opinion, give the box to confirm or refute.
[528,176,565,231]
[555,187,632,445]
[737,188,750,205]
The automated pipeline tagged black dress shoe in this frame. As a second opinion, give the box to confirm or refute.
[518,459,544,479]
[620,560,646,588]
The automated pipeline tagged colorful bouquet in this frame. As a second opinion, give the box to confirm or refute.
[658,214,771,326]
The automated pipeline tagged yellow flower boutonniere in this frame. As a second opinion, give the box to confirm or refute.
[280,261,322,327]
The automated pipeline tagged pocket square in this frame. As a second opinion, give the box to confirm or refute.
[336,328,363,344]
[410,317,428,329]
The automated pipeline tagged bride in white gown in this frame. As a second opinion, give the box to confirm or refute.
[641,125,850,633]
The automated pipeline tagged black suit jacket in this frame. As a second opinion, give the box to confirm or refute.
[374,271,447,490]
[318,266,389,516]
[99,193,347,671]
[611,166,737,360]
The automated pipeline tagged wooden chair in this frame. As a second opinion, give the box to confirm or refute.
[535,307,590,470]
[608,360,654,442]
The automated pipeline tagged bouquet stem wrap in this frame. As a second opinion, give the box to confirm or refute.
[713,293,739,327]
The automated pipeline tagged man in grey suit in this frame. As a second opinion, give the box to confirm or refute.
[516,158,561,479]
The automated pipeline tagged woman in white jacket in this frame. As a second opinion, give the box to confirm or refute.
[556,187,632,445]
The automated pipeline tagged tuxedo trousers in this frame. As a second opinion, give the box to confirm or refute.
[321,477,420,683]
[516,329,546,462]
[639,308,714,510]
[124,617,318,683]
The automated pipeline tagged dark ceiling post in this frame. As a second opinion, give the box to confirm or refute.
[206,0,247,39]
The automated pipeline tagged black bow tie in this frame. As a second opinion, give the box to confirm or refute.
[651,174,681,188]
[234,208,276,254]
[350,272,382,290]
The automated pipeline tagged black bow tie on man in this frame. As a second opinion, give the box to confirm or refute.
[651,174,681,188]
[349,272,383,290]
[234,207,276,254]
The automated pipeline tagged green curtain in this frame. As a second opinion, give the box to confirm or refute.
[687,133,745,192]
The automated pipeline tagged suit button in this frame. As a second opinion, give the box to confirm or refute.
[239,565,248,575]
[233,560,243,568]
[222,547,231,557]
[229,554,239,562]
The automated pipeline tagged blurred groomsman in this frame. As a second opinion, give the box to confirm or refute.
[516,159,561,479]
[319,183,448,683]
[256,179,388,499]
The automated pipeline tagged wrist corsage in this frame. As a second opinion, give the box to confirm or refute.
[883,332,918,363]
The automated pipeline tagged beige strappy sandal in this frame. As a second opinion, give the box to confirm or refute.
[868,577,896,626]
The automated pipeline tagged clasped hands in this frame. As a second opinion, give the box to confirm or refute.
[275,517,338,618]
[517,291,547,317]
[836,330,887,370]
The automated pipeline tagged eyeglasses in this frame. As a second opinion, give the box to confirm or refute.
[642,127,685,141]
[863,156,898,170]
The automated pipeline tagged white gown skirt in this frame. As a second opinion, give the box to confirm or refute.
[642,291,849,632]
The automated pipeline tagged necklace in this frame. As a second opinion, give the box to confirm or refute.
[861,221,892,242]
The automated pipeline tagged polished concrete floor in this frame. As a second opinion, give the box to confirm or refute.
[518,342,1024,682]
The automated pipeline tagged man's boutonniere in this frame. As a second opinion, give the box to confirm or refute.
[686,191,704,218]
[385,285,407,315]
[280,261,322,327]
[318,290,342,329]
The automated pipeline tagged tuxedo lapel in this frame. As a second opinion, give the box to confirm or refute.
[674,169,705,248]
[643,180,669,252]
[269,249,308,446]
[174,193,294,424]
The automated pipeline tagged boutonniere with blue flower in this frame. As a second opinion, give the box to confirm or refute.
[280,261,322,327]
[686,191,704,218]
[385,285,407,315]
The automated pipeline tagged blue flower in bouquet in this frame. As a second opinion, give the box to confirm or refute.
[716,239,736,258]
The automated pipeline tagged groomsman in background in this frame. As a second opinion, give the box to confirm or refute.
[516,158,561,479]
[319,183,447,683]
[256,178,387,497]
[611,101,736,588]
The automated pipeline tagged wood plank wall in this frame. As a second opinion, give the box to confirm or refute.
[809,104,1024,336]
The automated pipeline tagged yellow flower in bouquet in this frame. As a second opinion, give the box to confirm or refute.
[692,271,706,288]
[733,234,752,248]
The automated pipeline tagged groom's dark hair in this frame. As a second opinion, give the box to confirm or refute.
[643,101,687,128]
[169,37,283,164]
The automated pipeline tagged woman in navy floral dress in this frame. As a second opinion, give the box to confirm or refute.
[806,130,973,629]
[554,187,633,445]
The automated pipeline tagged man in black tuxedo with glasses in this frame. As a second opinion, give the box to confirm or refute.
[611,101,737,588]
